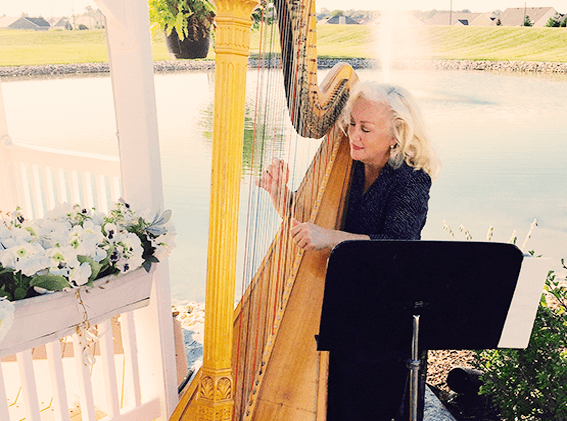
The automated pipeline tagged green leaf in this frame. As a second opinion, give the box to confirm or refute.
[142,256,158,273]
[14,287,28,300]
[0,287,12,301]
[30,274,69,292]
[77,255,104,282]
[142,260,152,273]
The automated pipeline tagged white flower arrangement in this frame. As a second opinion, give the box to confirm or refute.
[0,200,176,302]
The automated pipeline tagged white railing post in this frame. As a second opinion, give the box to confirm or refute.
[17,350,41,420]
[94,0,177,417]
[0,364,11,420]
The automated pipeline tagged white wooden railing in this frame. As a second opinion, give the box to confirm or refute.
[0,138,122,218]
[1,0,179,418]
[0,269,160,421]
[0,139,173,421]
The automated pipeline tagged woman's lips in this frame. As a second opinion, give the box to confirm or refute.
[351,144,363,151]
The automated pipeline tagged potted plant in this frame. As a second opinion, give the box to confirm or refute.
[149,0,216,59]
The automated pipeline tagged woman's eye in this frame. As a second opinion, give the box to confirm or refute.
[361,127,370,133]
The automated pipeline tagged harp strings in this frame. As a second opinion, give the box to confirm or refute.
[234,0,337,416]
[233,1,293,410]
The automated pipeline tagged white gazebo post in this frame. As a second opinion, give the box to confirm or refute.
[0,82,9,144]
[94,0,177,417]
[0,81,16,212]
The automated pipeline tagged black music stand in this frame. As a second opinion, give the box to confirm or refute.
[317,240,528,421]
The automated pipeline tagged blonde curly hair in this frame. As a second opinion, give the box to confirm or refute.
[340,81,441,180]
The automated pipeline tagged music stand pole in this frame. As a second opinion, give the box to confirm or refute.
[409,312,421,421]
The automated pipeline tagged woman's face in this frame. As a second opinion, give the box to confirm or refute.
[347,97,396,170]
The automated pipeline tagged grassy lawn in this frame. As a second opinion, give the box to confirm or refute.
[1,24,566,67]
[426,26,567,62]
[0,29,110,65]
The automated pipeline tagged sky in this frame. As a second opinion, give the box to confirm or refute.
[1,0,565,18]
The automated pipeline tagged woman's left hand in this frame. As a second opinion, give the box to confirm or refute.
[290,218,334,251]
[290,219,371,251]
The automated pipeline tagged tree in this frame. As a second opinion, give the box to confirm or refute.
[546,13,562,27]
[331,10,344,17]
[317,7,330,20]
[251,1,275,29]
[524,15,533,26]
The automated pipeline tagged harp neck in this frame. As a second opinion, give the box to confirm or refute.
[275,0,358,138]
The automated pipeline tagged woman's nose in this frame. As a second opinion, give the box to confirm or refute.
[349,125,360,139]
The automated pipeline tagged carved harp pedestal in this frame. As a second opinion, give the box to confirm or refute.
[170,0,358,420]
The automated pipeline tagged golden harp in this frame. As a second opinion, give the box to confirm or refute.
[171,0,359,419]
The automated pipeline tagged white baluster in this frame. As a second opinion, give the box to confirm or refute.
[57,167,68,203]
[46,341,71,421]
[19,163,34,218]
[97,173,109,211]
[99,320,120,417]
[121,312,142,408]
[16,349,41,420]
[72,332,97,421]
[70,169,81,205]
[45,166,57,210]
[31,163,44,217]
[84,172,94,209]
[0,363,11,421]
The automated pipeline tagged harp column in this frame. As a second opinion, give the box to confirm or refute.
[199,0,258,420]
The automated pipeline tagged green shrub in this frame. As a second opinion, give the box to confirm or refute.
[546,13,565,27]
[474,259,567,420]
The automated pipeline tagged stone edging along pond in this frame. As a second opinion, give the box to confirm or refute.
[1,58,566,78]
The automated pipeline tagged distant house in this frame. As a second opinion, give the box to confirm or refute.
[424,11,495,26]
[0,16,51,30]
[469,14,496,26]
[397,14,425,27]
[499,7,557,27]
[0,17,19,29]
[51,17,73,30]
[323,15,360,25]
[424,12,479,25]
[74,14,105,29]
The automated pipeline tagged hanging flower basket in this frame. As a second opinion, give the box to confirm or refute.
[0,200,176,358]
[0,266,154,358]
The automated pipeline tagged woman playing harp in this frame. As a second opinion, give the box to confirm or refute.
[258,81,440,248]
[172,0,438,418]
[257,81,441,420]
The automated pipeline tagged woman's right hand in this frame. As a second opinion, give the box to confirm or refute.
[256,157,289,195]
[256,158,291,215]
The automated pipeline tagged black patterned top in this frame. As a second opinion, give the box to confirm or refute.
[343,160,431,240]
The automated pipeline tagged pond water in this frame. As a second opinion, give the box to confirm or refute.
[2,68,567,302]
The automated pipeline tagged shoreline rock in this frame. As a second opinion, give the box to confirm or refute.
[1,58,566,79]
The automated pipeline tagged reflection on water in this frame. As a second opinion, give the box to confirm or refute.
[2,68,567,301]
